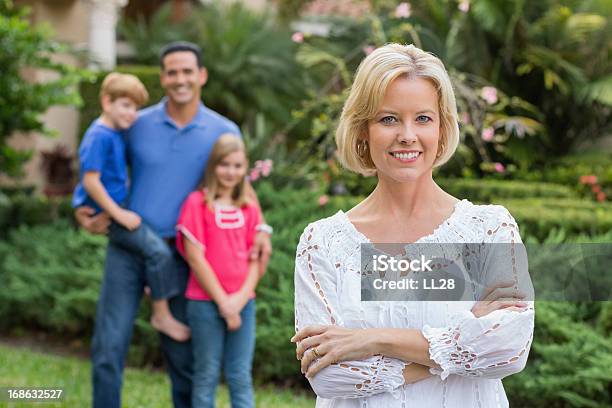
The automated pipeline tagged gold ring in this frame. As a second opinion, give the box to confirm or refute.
[312,347,321,359]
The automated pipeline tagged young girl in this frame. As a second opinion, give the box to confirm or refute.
[176,134,262,408]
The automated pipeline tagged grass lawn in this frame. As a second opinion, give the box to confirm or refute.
[0,343,314,407]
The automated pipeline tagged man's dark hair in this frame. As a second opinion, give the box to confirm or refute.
[159,41,203,69]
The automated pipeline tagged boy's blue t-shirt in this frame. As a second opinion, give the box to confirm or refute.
[72,120,128,212]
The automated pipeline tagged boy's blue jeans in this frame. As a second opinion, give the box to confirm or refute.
[91,242,193,408]
[108,221,180,300]
[187,299,256,408]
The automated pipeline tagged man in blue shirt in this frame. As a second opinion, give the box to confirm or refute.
[76,42,272,408]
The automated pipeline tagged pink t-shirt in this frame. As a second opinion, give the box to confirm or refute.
[176,190,261,301]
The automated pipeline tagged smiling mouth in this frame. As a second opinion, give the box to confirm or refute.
[390,151,421,162]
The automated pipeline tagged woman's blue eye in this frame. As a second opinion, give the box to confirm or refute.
[380,116,397,124]
[417,115,432,123]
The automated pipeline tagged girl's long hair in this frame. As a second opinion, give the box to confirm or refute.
[199,134,250,208]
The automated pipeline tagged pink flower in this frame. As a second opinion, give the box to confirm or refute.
[597,192,606,202]
[249,168,260,182]
[318,195,329,206]
[579,175,598,185]
[458,0,470,13]
[291,31,304,43]
[591,185,602,194]
[480,86,498,105]
[494,162,505,173]
[363,45,376,55]
[260,159,273,177]
[481,127,495,141]
[394,2,411,18]
[461,112,471,125]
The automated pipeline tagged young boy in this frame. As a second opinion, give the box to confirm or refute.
[72,73,190,342]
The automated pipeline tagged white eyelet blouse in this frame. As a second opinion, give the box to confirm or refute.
[294,200,535,408]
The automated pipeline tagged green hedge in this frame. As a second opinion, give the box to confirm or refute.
[438,178,577,202]
[0,193,73,238]
[253,183,354,381]
[504,302,612,407]
[0,221,160,366]
[512,151,612,202]
[515,151,612,186]
[499,198,612,241]
[331,174,580,202]
[79,66,163,139]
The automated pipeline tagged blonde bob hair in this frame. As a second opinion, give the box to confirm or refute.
[335,43,460,176]
[199,134,250,208]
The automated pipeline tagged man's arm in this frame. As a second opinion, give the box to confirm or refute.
[244,181,264,221]
[245,181,272,274]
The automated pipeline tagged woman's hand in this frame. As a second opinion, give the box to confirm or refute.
[291,325,376,378]
[472,280,528,318]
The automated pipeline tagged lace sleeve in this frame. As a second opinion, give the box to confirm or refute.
[294,222,407,399]
[422,206,535,380]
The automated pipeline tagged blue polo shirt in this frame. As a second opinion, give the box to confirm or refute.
[126,99,241,237]
[72,120,128,212]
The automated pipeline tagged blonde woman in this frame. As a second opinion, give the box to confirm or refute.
[292,44,534,407]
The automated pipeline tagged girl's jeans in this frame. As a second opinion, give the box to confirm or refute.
[187,299,256,408]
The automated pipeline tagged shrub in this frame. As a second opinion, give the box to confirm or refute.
[598,302,612,336]
[499,198,612,240]
[254,183,355,381]
[438,178,578,202]
[505,302,612,407]
[0,220,161,366]
[513,151,612,202]
[0,221,105,335]
[0,193,73,238]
